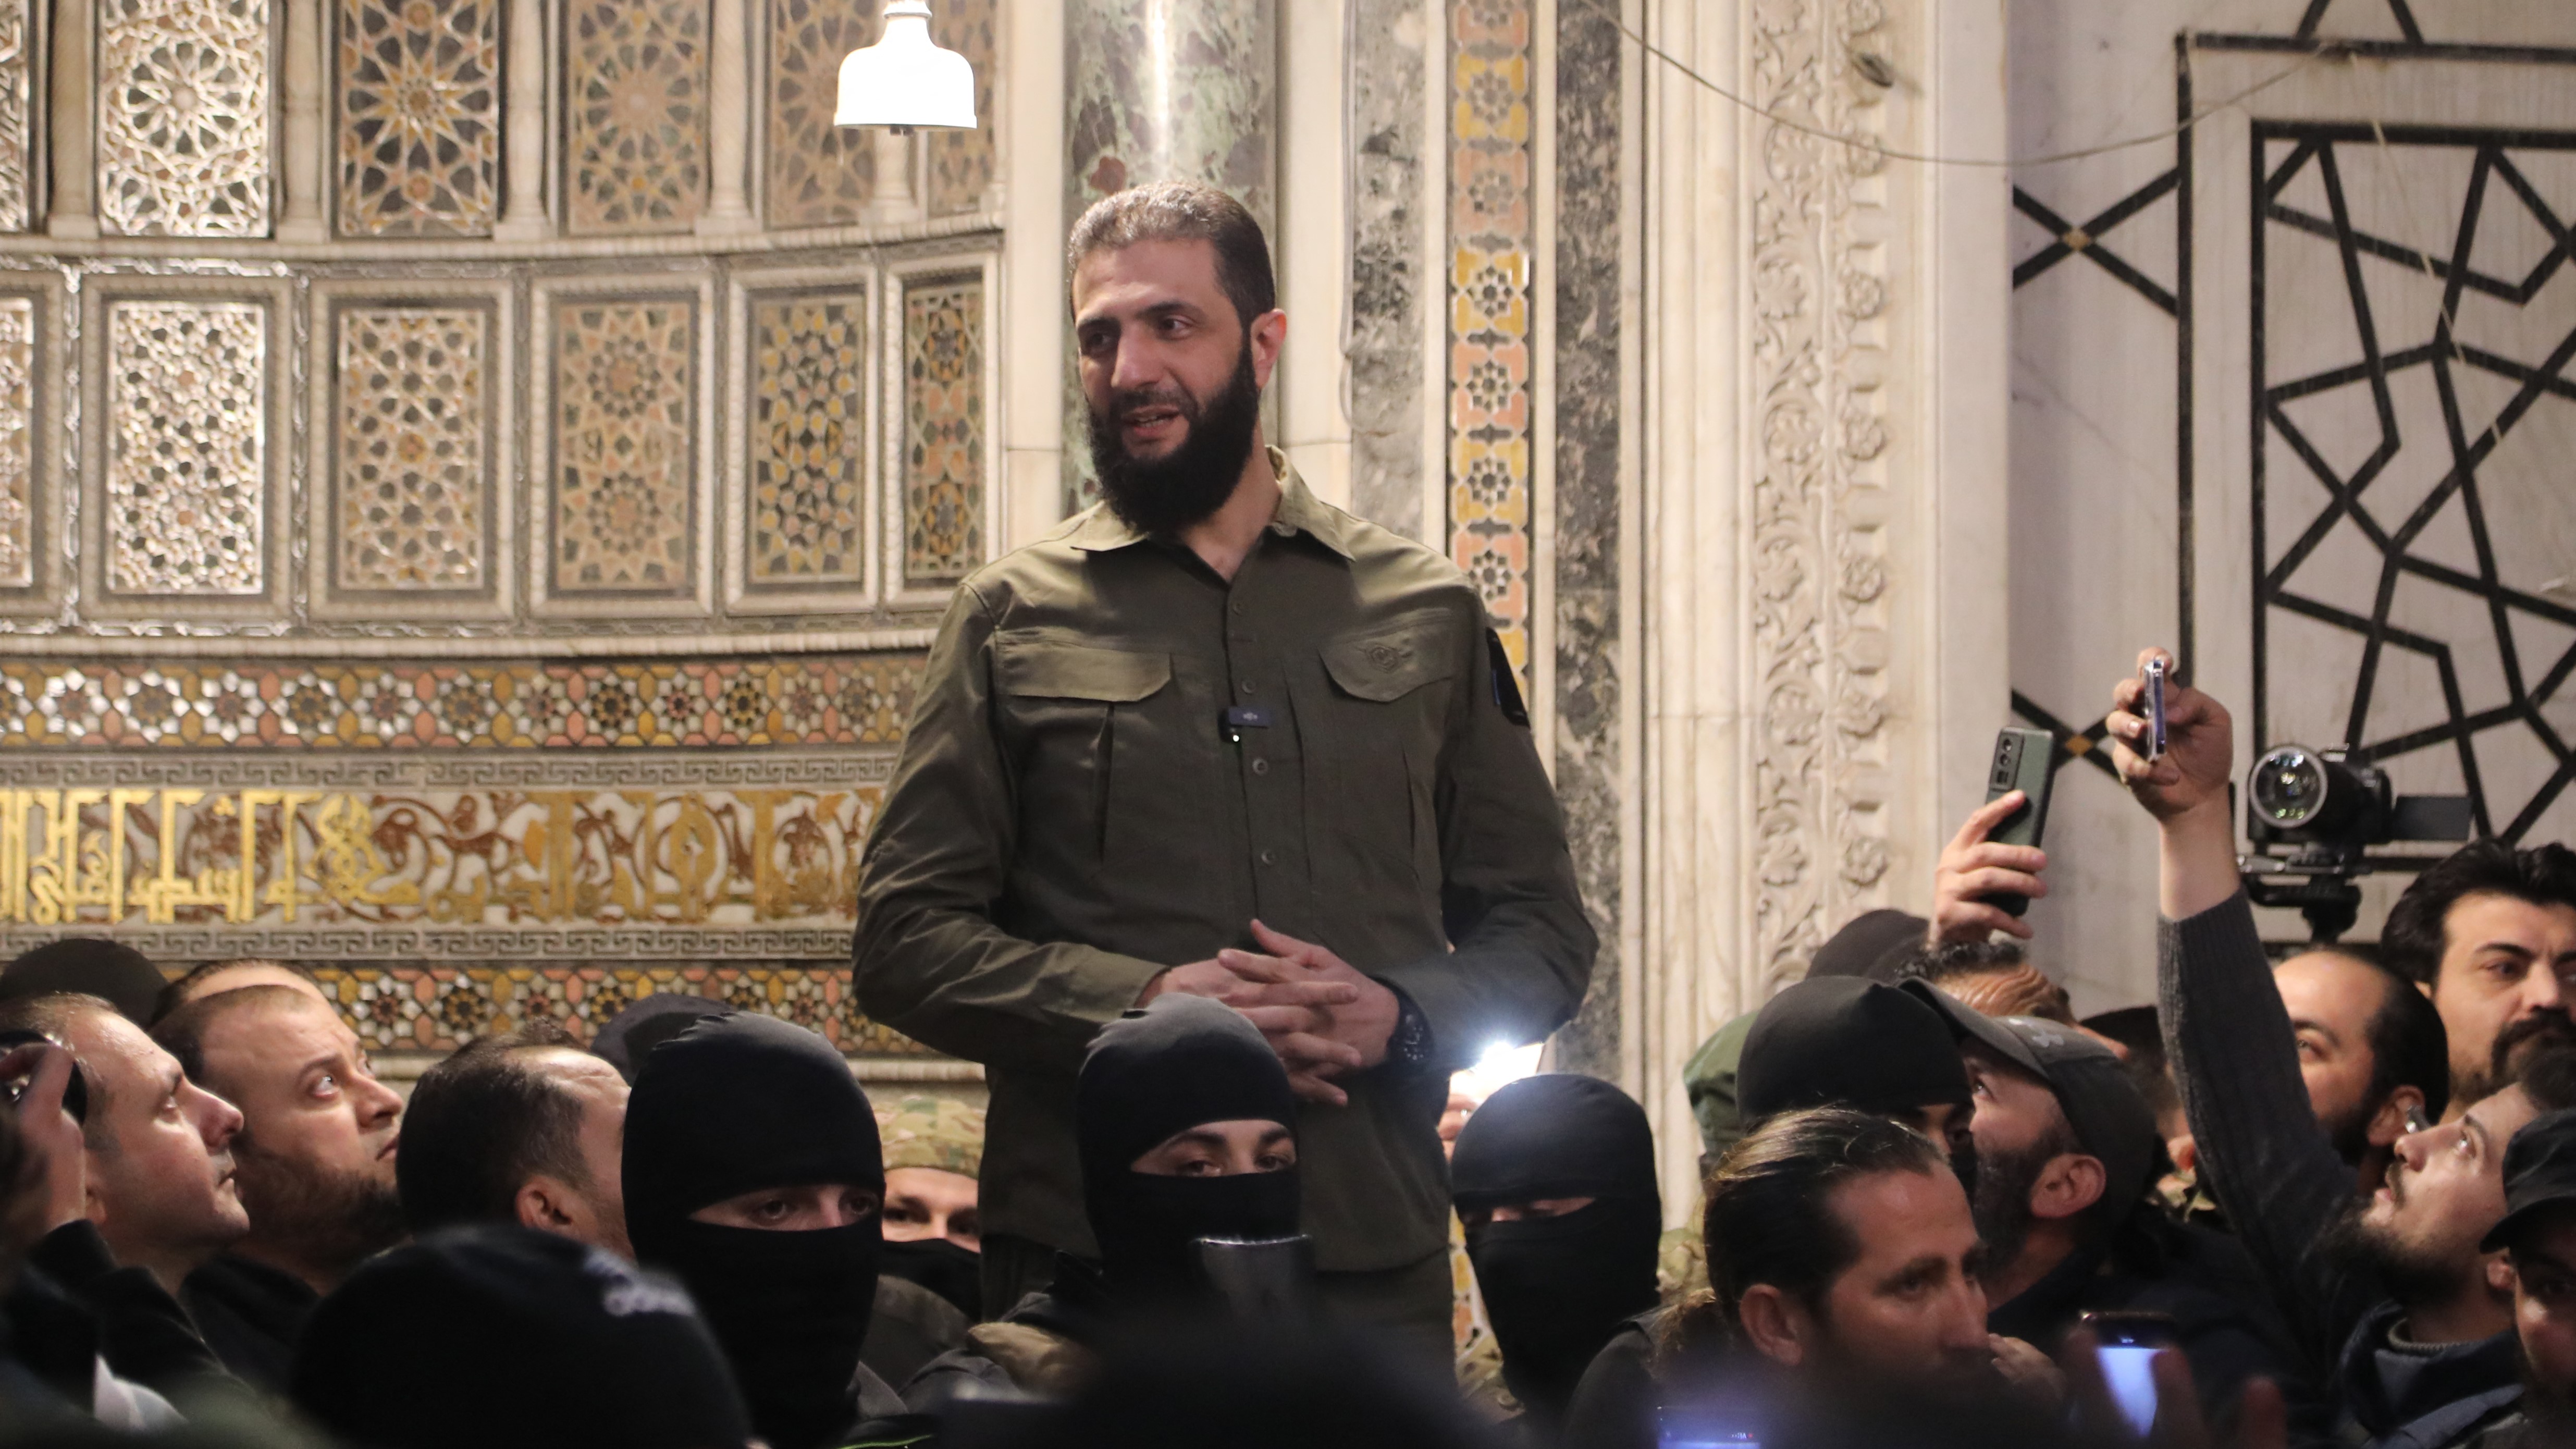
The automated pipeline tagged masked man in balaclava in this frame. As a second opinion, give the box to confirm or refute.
[1451,1075,1662,1436]
[907,995,1303,1407]
[622,1012,901,1449]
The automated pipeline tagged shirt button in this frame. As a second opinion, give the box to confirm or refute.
[1251,757,1270,776]
[1259,848,1278,866]
[1239,680,1256,695]
[1229,600,1244,616]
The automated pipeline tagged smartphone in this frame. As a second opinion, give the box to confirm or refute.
[2082,1310,2179,1438]
[0,1030,85,1124]
[1656,1405,1761,1449]
[1977,728,2056,917]
[2143,658,2170,760]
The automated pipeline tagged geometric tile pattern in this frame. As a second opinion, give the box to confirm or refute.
[551,299,695,594]
[0,654,924,747]
[0,297,29,588]
[564,0,707,235]
[311,963,930,1054]
[335,306,489,591]
[764,0,873,228]
[1447,0,1535,688]
[0,0,30,231]
[97,0,272,236]
[902,274,983,586]
[2254,127,2576,843]
[924,0,995,216]
[103,301,267,595]
[749,291,866,584]
[336,0,500,237]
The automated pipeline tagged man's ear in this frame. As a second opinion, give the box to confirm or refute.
[1248,309,1287,391]
[1736,1284,1810,1368]
[2029,1153,2106,1222]
[516,1176,581,1234]
[2489,1254,2519,1298]
[2368,1086,2426,1149]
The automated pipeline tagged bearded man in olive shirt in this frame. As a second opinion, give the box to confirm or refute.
[853,182,1595,1346]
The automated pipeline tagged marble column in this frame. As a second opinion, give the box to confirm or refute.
[1346,0,1428,537]
[697,0,756,233]
[1061,0,1278,506]
[278,0,326,240]
[494,0,549,239]
[45,0,95,238]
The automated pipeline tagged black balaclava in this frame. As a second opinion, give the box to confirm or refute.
[624,1013,883,1449]
[882,1236,981,1320]
[1451,1074,1662,1423]
[1077,995,1301,1299]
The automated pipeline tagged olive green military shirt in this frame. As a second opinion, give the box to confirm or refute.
[853,451,1596,1274]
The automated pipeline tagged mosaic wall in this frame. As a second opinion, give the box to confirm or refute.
[765,0,876,228]
[551,297,699,596]
[337,0,501,237]
[312,963,916,1054]
[0,656,922,750]
[0,0,28,234]
[748,288,869,586]
[1448,0,1536,687]
[923,0,996,217]
[332,304,492,593]
[902,273,984,588]
[104,301,269,597]
[0,297,28,588]
[564,0,708,236]
[97,0,272,236]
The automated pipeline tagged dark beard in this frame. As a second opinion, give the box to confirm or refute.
[2321,1197,2460,1308]
[1969,1136,2056,1283]
[2460,1011,2576,1106]
[1087,341,1262,537]
[233,1135,406,1275]
[2322,1099,2375,1166]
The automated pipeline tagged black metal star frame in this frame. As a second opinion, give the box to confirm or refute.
[2252,123,2576,843]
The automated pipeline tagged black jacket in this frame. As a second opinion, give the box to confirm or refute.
[179,1252,318,1395]
[2335,1301,2522,1449]
[1560,1312,1659,1449]
[23,1221,230,1399]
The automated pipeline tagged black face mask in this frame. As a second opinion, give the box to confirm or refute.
[1466,1197,1662,1421]
[1092,1169,1302,1300]
[882,1236,981,1321]
[651,1220,879,1449]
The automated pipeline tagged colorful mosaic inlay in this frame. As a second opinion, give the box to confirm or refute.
[310,963,921,1054]
[902,274,983,587]
[749,290,867,585]
[97,0,271,236]
[105,301,268,596]
[1447,0,1534,689]
[337,0,500,237]
[0,655,923,748]
[564,0,707,235]
[923,0,995,216]
[553,298,696,595]
[335,305,490,592]
[764,0,874,228]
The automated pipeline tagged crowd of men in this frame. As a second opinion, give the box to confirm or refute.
[0,180,2571,1447]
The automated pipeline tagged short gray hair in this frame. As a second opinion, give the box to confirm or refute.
[1066,181,1275,330]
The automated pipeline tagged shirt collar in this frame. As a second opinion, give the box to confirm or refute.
[1065,447,1357,561]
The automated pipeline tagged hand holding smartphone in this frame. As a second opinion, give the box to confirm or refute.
[2142,658,2169,762]
[1976,728,2056,918]
[2081,1311,2179,1439]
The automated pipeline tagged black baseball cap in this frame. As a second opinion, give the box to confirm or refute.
[1903,981,2163,1210]
[2483,1109,2576,1252]
[1737,977,1970,1125]
[1806,908,1931,983]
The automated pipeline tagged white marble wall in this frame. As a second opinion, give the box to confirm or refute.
[2011,1,2576,1011]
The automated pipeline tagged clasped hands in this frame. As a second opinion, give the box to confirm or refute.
[1139,920,1401,1106]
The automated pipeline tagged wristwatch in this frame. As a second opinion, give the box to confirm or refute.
[1383,982,1435,1071]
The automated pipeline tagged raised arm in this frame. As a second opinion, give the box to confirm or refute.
[2106,650,2379,1369]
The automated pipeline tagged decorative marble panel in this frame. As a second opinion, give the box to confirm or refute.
[1448,0,1535,687]
[337,0,500,237]
[0,655,923,748]
[551,299,696,595]
[749,290,866,585]
[104,302,267,595]
[764,0,872,229]
[565,0,708,235]
[924,0,995,216]
[97,0,272,236]
[0,298,29,588]
[902,273,983,588]
[334,306,490,592]
[315,964,922,1054]
[0,0,31,232]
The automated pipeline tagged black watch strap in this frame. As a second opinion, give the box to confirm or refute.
[1384,983,1435,1071]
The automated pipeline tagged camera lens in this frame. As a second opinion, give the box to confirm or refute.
[2252,746,2330,828]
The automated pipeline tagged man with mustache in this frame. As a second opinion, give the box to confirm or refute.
[856,180,1594,1349]
[2379,841,2576,1115]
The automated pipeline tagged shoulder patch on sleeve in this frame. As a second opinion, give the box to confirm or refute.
[1486,629,1531,727]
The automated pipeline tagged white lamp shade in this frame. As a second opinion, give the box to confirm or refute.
[835,1,977,130]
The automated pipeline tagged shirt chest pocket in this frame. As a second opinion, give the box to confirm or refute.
[992,637,1194,877]
[1314,615,1458,885]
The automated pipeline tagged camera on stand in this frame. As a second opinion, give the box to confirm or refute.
[2238,744,2473,942]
